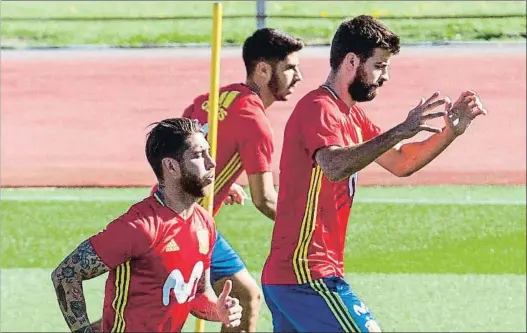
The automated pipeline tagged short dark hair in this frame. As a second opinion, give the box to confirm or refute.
[242,28,304,76]
[330,15,400,71]
[145,117,202,180]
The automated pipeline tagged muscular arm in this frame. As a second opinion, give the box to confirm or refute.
[190,269,221,322]
[247,172,277,221]
[51,240,110,333]
[315,124,407,182]
[376,125,456,177]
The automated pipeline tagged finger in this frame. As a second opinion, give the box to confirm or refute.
[232,195,244,205]
[423,98,447,111]
[228,311,242,322]
[419,125,443,133]
[223,296,238,308]
[226,319,241,328]
[228,304,242,315]
[444,97,452,110]
[240,189,249,200]
[229,297,240,307]
[463,95,476,104]
[218,280,233,302]
[423,91,440,105]
[415,97,425,108]
[462,90,476,97]
[470,108,487,118]
[474,98,484,110]
[423,111,447,120]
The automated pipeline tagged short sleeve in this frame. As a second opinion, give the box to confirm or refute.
[300,99,345,159]
[89,211,155,269]
[182,104,194,118]
[237,112,274,175]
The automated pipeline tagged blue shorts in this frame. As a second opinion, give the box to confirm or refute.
[210,231,246,285]
[262,276,380,332]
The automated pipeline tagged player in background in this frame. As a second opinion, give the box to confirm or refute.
[261,15,488,332]
[51,118,243,333]
[152,28,304,333]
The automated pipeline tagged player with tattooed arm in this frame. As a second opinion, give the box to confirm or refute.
[51,118,242,332]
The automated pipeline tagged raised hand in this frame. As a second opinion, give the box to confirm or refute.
[397,91,448,139]
[445,90,488,136]
[216,280,243,328]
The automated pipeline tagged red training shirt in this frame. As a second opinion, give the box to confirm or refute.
[262,85,382,285]
[182,83,274,215]
[90,194,216,332]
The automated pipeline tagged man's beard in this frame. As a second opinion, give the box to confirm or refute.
[268,69,285,101]
[348,65,383,102]
[180,167,206,198]
[268,67,296,102]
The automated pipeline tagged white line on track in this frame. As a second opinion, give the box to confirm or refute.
[1,194,524,205]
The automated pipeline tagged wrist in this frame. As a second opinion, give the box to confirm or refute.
[391,123,410,141]
[442,125,459,139]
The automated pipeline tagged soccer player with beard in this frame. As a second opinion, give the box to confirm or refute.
[261,15,488,332]
[51,118,243,333]
[150,28,304,332]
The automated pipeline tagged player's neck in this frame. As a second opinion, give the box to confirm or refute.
[157,183,195,219]
[324,72,356,108]
[244,79,274,110]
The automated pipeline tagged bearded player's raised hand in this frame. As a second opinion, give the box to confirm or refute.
[397,91,449,139]
[445,90,488,136]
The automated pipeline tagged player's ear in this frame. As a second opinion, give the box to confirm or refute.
[344,52,360,72]
[255,61,272,82]
[161,157,181,178]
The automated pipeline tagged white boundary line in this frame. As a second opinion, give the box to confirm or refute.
[0,194,524,205]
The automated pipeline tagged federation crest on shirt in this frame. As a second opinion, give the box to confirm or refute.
[196,229,209,254]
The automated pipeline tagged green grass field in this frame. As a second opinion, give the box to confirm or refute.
[1,1,526,47]
[1,186,526,332]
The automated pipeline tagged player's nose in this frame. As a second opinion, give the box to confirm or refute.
[206,155,216,170]
[295,68,303,82]
[380,68,390,82]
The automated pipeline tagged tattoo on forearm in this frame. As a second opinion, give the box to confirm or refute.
[52,239,109,332]
[57,284,68,312]
[73,326,94,333]
[68,315,77,325]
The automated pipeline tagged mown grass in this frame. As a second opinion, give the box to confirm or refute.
[1,1,525,47]
[1,186,525,331]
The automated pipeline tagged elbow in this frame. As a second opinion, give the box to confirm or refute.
[322,167,349,183]
[51,268,60,286]
[400,170,416,177]
[252,194,277,220]
[392,166,415,177]
[325,172,345,182]
[252,196,273,211]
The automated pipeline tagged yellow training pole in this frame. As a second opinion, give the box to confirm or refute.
[195,2,222,332]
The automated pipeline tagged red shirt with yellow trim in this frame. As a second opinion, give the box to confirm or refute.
[261,85,382,285]
[89,193,216,332]
[181,83,274,215]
